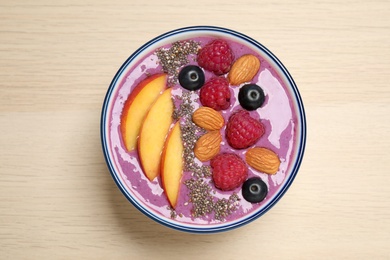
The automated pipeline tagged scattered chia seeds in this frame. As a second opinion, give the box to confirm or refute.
[214,193,240,221]
[172,92,195,120]
[167,206,183,220]
[170,208,177,219]
[184,178,241,221]
[156,40,201,85]
[181,118,210,179]
[184,178,214,218]
[173,91,210,178]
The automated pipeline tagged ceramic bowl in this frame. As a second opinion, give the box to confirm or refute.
[101,26,306,233]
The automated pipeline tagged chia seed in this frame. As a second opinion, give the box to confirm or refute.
[170,209,177,219]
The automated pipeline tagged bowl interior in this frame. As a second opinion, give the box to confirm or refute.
[101,26,306,233]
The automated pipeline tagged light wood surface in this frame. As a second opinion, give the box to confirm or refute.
[1,0,389,259]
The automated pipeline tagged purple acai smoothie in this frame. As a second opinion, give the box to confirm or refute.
[108,36,298,225]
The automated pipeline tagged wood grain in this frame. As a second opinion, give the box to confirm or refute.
[1,0,389,259]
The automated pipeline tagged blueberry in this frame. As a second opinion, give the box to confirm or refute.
[242,177,268,203]
[178,65,205,91]
[238,84,265,111]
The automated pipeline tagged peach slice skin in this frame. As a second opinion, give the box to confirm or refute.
[138,88,174,181]
[120,73,167,151]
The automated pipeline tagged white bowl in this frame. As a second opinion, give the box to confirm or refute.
[101,26,306,233]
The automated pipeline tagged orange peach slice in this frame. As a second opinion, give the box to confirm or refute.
[161,121,184,208]
[138,88,174,181]
[120,73,167,151]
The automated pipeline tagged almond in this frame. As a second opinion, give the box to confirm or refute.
[192,107,224,131]
[228,54,260,86]
[245,147,280,174]
[194,131,222,162]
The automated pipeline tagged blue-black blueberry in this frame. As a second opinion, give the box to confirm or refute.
[242,177,268,203]
[238,84,265,111]
[178,65,205,91]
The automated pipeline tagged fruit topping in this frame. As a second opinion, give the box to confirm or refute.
[245,147,280,174]
[226,110,264,149]
[178,65,205,91]
[138,88,174,181]
[161,121,184,208]
[199,77,231,111]
[194,131,222,162]
[192,107,224,131]
[238,84,265,111]
[120,74,167,151]
[197,39,234,75]
[242,177,268,203]
[211,153,248,191]
[228,54,261,86]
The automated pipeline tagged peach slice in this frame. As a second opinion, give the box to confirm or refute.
[120,73,167,151]
[161,121,184,208]
[138,88,174,181]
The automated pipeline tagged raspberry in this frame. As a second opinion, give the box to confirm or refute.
[226,110,265,149]
[197,39,234,75]
[211,153,248,191]
[199,77,231,111]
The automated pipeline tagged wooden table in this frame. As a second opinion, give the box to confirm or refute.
[1,0,389,259]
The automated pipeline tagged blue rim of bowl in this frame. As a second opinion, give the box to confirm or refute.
[101,25,306,234]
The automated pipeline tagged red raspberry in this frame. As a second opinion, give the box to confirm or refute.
[211,153,248,191]
[197,39,234,75]
[226,110,265,149]
[199,77,231,111]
